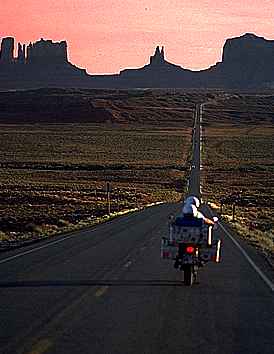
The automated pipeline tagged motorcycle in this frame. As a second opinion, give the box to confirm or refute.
[161,215,221,286]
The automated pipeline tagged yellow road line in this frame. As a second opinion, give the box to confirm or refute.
[27,339,52,354]
[95,286,109,298]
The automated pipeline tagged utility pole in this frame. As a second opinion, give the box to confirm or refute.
[232,203,236,222]
[106,182,111,215]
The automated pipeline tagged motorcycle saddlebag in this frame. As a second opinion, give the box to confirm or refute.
[161,237,178,260]
[199,240,221,263]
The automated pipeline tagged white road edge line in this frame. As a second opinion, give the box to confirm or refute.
[0,202,165,266]
[0,234,76,265]
[219,222,274,292]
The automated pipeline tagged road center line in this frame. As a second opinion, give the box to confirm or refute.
[124,260,132,268]
[27,338,52,354]
[95,286,109,298]
[219,222,274,292]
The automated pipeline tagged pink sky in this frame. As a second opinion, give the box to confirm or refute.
[1,0,274,74]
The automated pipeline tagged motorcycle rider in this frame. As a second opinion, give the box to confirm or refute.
[173,196,218,271]
[182,196,215,225]
[184,195,200,208]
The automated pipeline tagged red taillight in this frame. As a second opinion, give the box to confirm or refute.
[186,246,195,254]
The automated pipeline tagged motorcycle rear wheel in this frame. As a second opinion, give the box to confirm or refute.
[184,265,194,286]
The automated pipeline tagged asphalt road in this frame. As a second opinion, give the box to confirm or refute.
[0,105,274,354]
[187,104,201,198]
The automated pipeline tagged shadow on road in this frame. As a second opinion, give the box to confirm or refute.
[0,280,185,288]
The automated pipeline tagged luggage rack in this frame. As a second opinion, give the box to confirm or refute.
[161,216,221,263]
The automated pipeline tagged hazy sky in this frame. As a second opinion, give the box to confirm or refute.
[1,0,274,74]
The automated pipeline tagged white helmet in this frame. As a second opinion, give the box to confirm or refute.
[182,204,198,217]
[185,195,200,208]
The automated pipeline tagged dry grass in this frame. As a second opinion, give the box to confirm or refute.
[202,96,274,264]
[0,124,192,246]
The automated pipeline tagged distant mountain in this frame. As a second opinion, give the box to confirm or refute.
[220,33,274,88]
[0,38,88,89]
[0,33,274,89]
[113,33,274,89]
